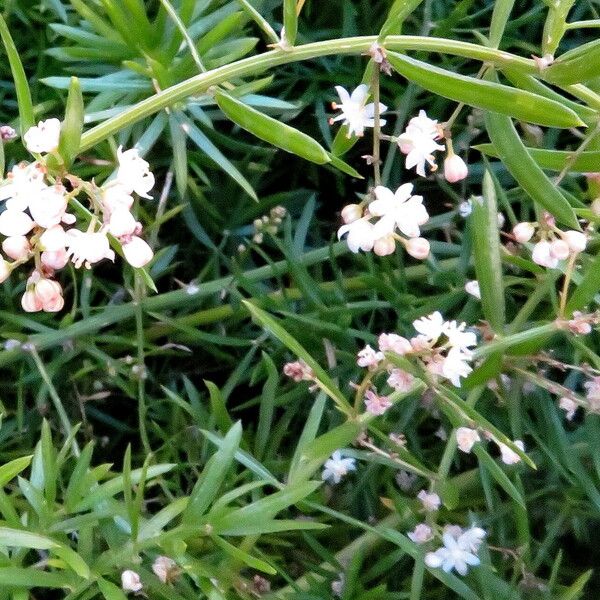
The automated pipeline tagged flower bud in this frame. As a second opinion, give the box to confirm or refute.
[108,207,137,238]
[464,280,481,300]
[0,209,34,237]
[152,556,179,584]
[21,290,42,312]
[443,154,468,183]
[40,225,66,251]
[2,236,30,260]
[562,230,587,254]
[550,239,569,260]
[121,570,143,593]
[373,234,395,256]
[34,278,61,305]
[512,222,535,243]
[405,237,430,260]
[341,204,362,224]
[41,249,68,270]
[531,240,558,268]
[43,295,65,313]
[0,258,10,283]
[122,236,153,268]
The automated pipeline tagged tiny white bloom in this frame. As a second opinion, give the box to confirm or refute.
[338,218,376,253]
[417,489,441,512]
[0,162,47,211]
[387,368,414,392]
[0,209,35,237]
[330,85,387,138]
[121,570,143,593]
[443,321,477,353]
[512,222,535,243]
[66,230,115,268]
[498,439,525,465]
[531,240,558,268]
[2,235,30,261]
[357,344,384,369]
[558,396,578,421]
[442,347,473,387]
[23,118,61,154]
[398,110,445,177]
[444,154,468,183]
[464,280,481,300]
[369,184,429,239]
[458,526,487,553]
[455,427,480,453]
[412,311,445,345]
[405,236,430,260]
[424,532,481,576]
[408,523,433,544]
[108,207,138,238]
[458,200,472,218]
[29,186,68,229]
[562,230,586,254]
[322,450,356,484]
[152,556,178,584]
[378,333,412,355]
[116,146,155,198]
[550,239,570,260]
[341,204,363,224]
[122,236,154,268]
[40,225,67,252]
[102,183,135,212]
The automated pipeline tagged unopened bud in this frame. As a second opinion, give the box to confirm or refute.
[405,237,430,260]
[562,230,587,254]
[550,239,570,260]
[513,222,535,243]
[373,235,395,256]
[444,154,468,183]
[341,204,363,224]
[2,236,30,260]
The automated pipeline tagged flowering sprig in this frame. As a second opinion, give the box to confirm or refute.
[0,119,155,312]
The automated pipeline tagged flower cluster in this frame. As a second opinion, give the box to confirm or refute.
[338,183,431,258]
[0,119,155,312]
[512,213,587,269]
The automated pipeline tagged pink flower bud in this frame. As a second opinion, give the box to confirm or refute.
[0,258,10,283]
[443,154,468,183]
[2,236,30,260]
[40,225,66,251]
[21,290,42,312]
[562,230,587,253]
[378,333,412,355]
[373,234,395,256]
[550,239,569,260]
[41,249,68,270]
[43,294,65,313]
[108,208,138,238]
[531,240,558,268]
[121,570,143,593]
[0,210,34,236]
[35,277,62,305]
[405,237,430,260]
[341,204,362,224]
[122,236,153,268]
[512,222,535,243]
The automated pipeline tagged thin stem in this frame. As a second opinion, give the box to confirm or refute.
[555,120,600,185]
[559,253,577,318]
[296,0,307,15]
[371,64,382,186]
[235,0,279,45]
[29,346,80,457]
[566,19,600,29]
[134,273,151,454]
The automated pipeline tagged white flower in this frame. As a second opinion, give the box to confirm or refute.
[364,389,392,415]
[41,249,68,270]
[102,183,135,212]
[455,427,480,453]
[458,200,472,218]
[329,85,387,138]
[387,368,414,392]
[531,240,558,268]
[558,396,578,421]
[338,218,375,253]
[408,523,433,544]
[417,490,441,512]
[341,204,363,224]
[152,556,178,584]
[23,118,61,154]
[0,162,46,211]
[116,146,155,198]
[443,321,477,353]
[122,236,153,268]
[562,230,587,254]
[458,526,487,553]
[498,439,525,465]
[21,290,42,312]
[2,236,30,261]
[424,532,481,576]
[405,237,430,260]
[378,333,412,355]
[322,450,356,484]
[550,239,569,260]
[444,154,468,183]
[512,222,535,243]
[442,347,473,387]
[369,184,429,239]
[413,311,445,345]
[464,280,481,300]
[398,110,445,177]
[108,208,138,238]
[0,209,35,236]
[40,225,67,252]
[357,344,384,369]
[66,230,115,268]
[28,186,68,229]
[121,570,143,593]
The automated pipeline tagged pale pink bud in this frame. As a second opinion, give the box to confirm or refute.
[408,523,433,544]
[373,234,395,256]
[121,570,143,593]
[341,204,362,224]
[562,230,587,254]
[34,278,61,305]
[0,258,10,283]
[122,236,153,268]
[531,240,558,268]
[152,556,178,584]
[283,359,314,382]
[455,427,480,453]
[387,368,414,392]
[41,249,68,270]
[0,210,34,236]
[405,237,430,260]
[444,154,468,183]
[512,222,535,243]
[40,225,66,251]
[43,294,65,313]
[550,239,569,260]
[558,396,578,421]
[21,290,42,312]
[357,344,385,369]
[108,208,137,238]
[378,333,412,355]
[29,186,67,228]
[417,490,440,512]
[23,118,61,154]
[498,440,524,465]
[2,236,30,260]
[364,389,392,415]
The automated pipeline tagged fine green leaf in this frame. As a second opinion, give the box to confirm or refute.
[58,77,84,168]
[283,0,297,45]
[470,171,505,331]
[210,535,276,573]
[489,0,516,48]
[386,51,584,128]
[541,0,576,57]
[0,456,32,487]
[473,445,525,508]
[380,0,425,36]
[98,577,128,600]
[565,252,600,314]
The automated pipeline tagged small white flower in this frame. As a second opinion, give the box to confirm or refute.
[444,154,468,183]
[122,236,153,268]
[550,239,570,260]
[498,439,525,465]
[424,532,481,576]
[116,146,155,198]
[443,321,477,353]
[108,207,138,238]
[338,218,376,253]
[373,233,396,256]
[152,556,178,584]
[464,280,481,300]
[41,249,68,270]
[408,523,433,544]
[369,184,429,239]
[102,183,135,213]
[364,389,392,416]
[322,450,356,484]
[458,200,472,218]
[387,368,414,392]
[532,240,558,268]
[458,526,487,553]
[121,570,143,593]
[40,225,67,252]
[562,230,587,254]
[378,333,412,355]
[398,110,445,177]
[66,230,115,269]
[512,222,535,243]
[0,162,47,211]
[455,427,480,453]
[23,118,61,154]
[417,490,441,512]
[442,347,473,387]
[329,85,387,138]
[357,344,384,369]
[0,209,35,237]
[413,311,445,345]
[2,235,30,261]
[558,396,578,421]
[29,186,68,229]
